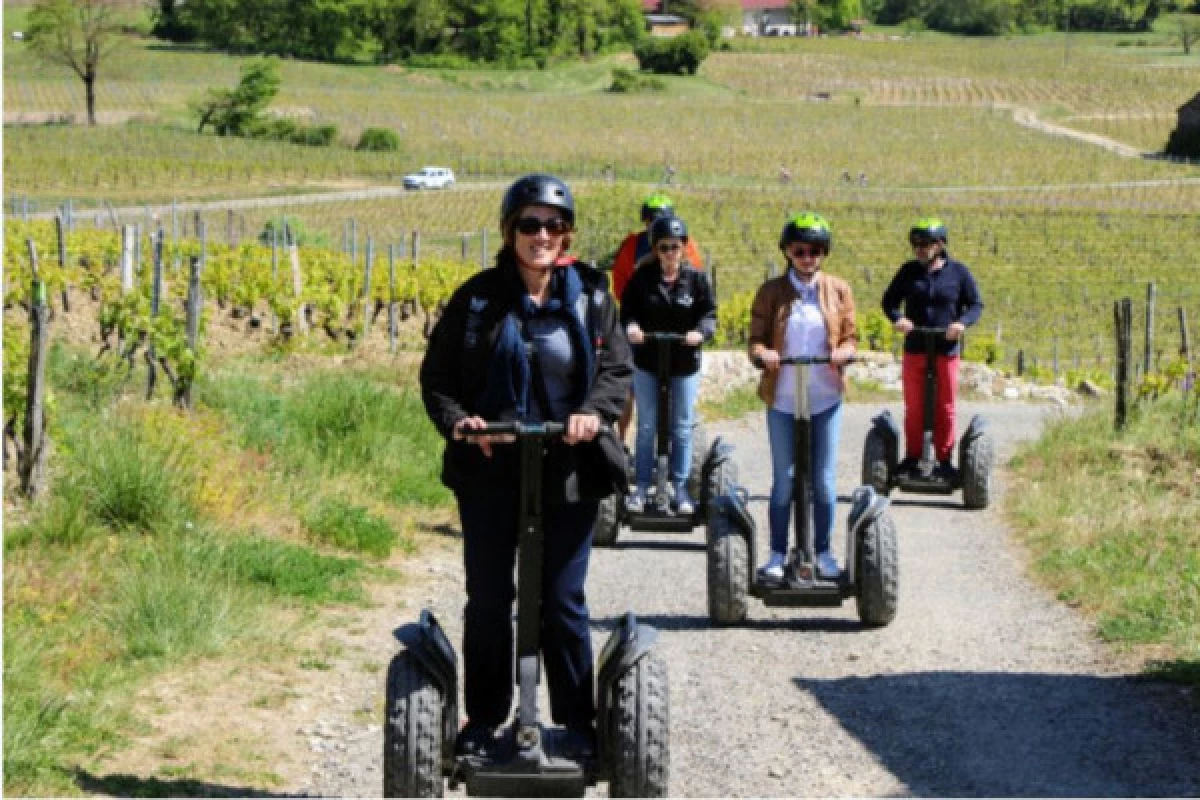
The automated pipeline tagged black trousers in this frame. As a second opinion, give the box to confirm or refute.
[456,491,599,731]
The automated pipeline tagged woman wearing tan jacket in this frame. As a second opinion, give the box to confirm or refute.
[748,212,857,584]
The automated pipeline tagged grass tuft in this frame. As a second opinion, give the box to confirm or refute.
[304,497,402,558]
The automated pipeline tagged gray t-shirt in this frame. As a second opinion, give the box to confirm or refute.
[525,315,577,422]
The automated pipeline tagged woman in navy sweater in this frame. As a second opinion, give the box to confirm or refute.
[881,217,983,479]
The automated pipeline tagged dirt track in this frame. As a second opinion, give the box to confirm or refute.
[295,400,1200,798]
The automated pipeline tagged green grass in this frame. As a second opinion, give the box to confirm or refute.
[2,348,385,795]
[1007,392,1199,685]
[699,382,761,422]
[304,497,405,558]
[198,365,451,508]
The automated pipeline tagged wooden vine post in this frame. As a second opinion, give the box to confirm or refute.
[360,236,375,343]
[1114,297,1132,432]
[55,213,70,312]
[288,223,308,335]
[146,230,165,400]
[1144,281,1156,377]
[20,239,50,499]
[388,244,398,354]
[181,253,204,410]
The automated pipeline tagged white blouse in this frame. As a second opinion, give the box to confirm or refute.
[772,272,842,416]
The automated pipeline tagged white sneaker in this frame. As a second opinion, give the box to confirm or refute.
[757,551,787,582]
[816,550,841,579]
[674,485,695,516]
[625,487,647,514]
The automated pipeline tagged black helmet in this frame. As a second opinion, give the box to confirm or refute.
[501,174,575,230]
[649,215,688,247]
[779,212,833,253]
[909,216,948,245]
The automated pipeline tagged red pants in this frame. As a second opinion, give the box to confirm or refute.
[901,353,960,461]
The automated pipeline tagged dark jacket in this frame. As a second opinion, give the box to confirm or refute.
[420,253,633,503]
[619,261,717,377]
[881,256,984,356]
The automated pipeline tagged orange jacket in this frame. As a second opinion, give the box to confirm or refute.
[612,231,703,302]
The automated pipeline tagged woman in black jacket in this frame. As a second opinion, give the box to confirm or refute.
[420,174,632,760]
[619,214,717,515]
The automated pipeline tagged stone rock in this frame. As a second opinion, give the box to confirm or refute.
[1003,387,1021,400]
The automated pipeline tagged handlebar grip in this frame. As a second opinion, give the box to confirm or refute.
[472,421,567,437]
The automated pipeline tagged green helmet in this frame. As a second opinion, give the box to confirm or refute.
[779,212,832,253]
[640,192,674,223]
[909,216,948,244]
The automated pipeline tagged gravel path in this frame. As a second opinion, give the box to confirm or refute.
[302,401,1200,798]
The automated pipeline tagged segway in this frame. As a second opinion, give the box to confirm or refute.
[384,422,669,798]
[862,326,994,510]
[705,356,899,628]
[594,332,737,547]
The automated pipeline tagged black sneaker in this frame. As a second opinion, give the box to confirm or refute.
[455,722,498,759]
[938,460,960,483]
[897,457,918,476]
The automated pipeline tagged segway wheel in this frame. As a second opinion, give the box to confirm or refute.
[384,651,444,798]
[609,654,670,798]
[861,427,891,496]
[594,494,622,547]
[706,505,748,625]
[685,423,708,505]
[855,511,898,628]
[960,431,994,511]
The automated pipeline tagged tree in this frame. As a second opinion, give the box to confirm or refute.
[1179,14,1200,53]
[192,58,282,136]
[27,0,126,126]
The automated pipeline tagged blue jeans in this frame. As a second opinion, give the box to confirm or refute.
[766,403,842,557]
[633,368,700,491]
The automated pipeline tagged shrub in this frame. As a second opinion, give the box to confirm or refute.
[1165,126,1200,160]
[634,31,710,75]
[291,123,338,147]
[246,116,298,141]
[608,67,666,93]
[356,127,401,152]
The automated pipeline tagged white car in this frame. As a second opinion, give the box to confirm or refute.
[403,167,455,190]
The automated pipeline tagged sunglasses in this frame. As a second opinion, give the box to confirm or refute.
[514,216,571,236]
[910,238,938,248]
[788,246,825,259]
[657,242,683,253]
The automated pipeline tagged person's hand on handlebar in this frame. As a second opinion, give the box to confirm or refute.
[831,345,856,367]
[453,416,515,458]
[684,331,703,347]
[757,349,781,371]
[626,323,644,345]
[563,413,601,445]
[946,322,965,341]
[893,317,914,334]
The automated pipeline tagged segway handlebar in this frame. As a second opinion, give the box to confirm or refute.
[910,325,949,336]
[752,355,858,368]
[470,421,567,437]
[641,331,695,345]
